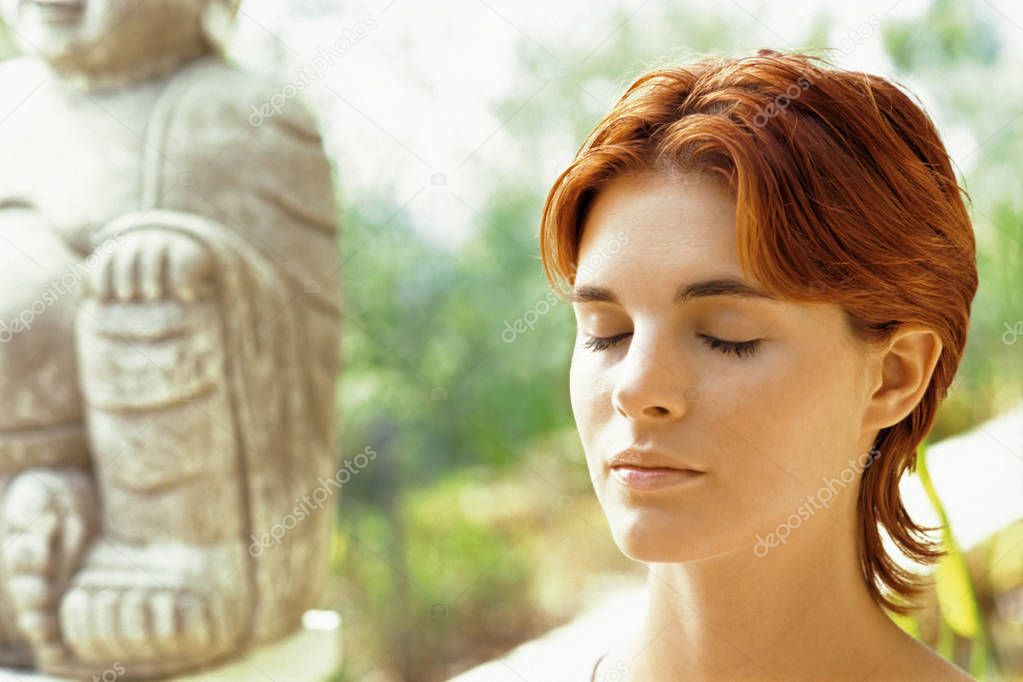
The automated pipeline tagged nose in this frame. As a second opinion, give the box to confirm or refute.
[610,334,689,422]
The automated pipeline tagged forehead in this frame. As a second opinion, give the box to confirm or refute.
[576,171,741,281]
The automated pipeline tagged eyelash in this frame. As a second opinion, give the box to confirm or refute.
[582,332,761,358]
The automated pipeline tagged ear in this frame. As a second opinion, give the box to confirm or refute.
[861,325,943,432]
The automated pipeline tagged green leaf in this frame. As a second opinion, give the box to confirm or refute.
[933,553,981,639]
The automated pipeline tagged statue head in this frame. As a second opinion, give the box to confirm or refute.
[0,0,241,86]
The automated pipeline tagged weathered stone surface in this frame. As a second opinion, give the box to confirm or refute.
[0,609,342,681]
[0,1,341,678]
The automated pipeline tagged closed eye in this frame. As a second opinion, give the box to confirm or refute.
[698,334,761,358]
[581,332,761,358]
[581,332,632,352]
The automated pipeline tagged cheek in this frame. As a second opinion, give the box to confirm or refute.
[568,350,615,453]
[707,339,866,500]
[568,349,598,438]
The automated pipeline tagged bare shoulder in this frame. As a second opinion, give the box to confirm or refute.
[865,631,975,681]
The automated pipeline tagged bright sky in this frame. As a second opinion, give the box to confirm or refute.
[232,0,1021,248]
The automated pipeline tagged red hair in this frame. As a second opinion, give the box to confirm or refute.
[540,49,978,614]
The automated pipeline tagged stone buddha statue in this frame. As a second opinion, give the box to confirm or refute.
[0,0,342,678]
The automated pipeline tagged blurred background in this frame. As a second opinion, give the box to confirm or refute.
[3,0,1021,679]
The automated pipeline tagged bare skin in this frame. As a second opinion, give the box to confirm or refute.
[572,171,971,681]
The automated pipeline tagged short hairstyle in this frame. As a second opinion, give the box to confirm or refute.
[540,48,978,614]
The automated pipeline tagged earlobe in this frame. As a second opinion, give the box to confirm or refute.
[863,326,943,432]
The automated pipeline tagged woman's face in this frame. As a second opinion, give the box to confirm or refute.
[569,171,880,563]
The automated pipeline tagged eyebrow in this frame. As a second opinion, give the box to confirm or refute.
[568,277,777,305]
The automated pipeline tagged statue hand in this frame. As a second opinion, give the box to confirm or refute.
[87,229,215,302]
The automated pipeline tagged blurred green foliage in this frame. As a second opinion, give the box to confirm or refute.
[0,19,12,58]
[0,1,1017,680]
[333,1,1022,679]
[884,0,1023,438]
[917,441,992,678]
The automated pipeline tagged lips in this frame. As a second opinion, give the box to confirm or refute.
[607,447,704,473]
[606,448,706,491]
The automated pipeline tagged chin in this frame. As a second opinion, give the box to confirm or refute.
[605,501,752,564]
[607,506,730,564]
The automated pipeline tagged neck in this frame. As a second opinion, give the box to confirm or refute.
[617,501,911,681]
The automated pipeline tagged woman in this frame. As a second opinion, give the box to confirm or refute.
[540,49,978,681]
